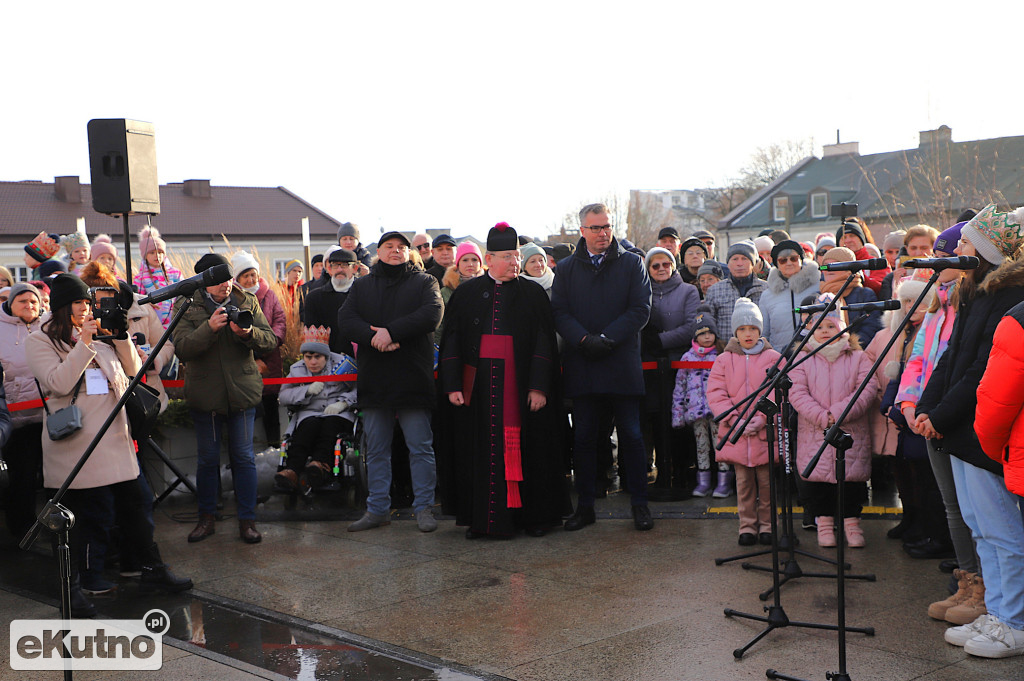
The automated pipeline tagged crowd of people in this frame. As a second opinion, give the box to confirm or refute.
[1,203,1023,658]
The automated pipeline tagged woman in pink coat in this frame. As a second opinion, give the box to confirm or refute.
[789,295,877,548]
[706,298,782,546]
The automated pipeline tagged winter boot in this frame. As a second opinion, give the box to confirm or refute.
[711,470,735,498]
[929,569,973,620]
[692,471,714,497]
[816,516,837,548]
[945,573,987,625]
[843,517,865,548]
[139,544,193,593]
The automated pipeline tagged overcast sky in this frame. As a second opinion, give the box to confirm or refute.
[4,2,1022,243]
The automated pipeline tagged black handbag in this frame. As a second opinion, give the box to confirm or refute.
[125,381,162,440]
[37,376,84,441]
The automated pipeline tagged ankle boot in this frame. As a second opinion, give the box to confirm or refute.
[692,471,713,497]
[944,573,987,625]
[69,573,97,618]
[816,516,836,548]
[711,470,735,498]
[188,514,216,543]
[843,517,865,548]
[928,569,973,620]
[139,544,193,593]
[239,519,262,544]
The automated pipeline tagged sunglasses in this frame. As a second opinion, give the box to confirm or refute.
[650,262,673,270]
[415,244,431,251]
[776,255,801,265]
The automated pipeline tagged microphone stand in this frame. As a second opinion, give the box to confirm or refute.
[769,268,942,681]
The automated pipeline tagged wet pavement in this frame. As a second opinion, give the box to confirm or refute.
[2,485,1022,681]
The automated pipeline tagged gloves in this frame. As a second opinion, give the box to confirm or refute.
[323,401,349,416]
[580,334,616,361]
[743,419,763,437]
[306,381,325,396]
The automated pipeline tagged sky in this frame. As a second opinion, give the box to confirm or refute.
[4,1,1024,243]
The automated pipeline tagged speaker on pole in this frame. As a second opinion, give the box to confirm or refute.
[87,119,160,216]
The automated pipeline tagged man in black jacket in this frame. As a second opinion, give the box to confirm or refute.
[426,234,457,283]
[303,248,357,357]
[338,232,444,533]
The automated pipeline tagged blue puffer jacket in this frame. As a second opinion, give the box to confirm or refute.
[552,238,652,397]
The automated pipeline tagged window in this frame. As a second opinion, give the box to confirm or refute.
[810,192,828,218]
[273,259,291,281]
[8,265,30,282]
[671,195,682,206]
[772,196,788,222]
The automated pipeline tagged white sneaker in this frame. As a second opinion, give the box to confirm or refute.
[415,508,438,533]
[945,614,998,647]
[964,618,1024,658]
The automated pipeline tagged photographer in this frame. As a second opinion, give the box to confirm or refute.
[172,254,277,545]
[26,274,190,616]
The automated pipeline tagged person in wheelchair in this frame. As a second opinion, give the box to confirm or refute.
[276,326,357,491]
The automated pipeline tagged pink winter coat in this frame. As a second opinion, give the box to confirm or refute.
[706,338,781,467]
[788,338,877,483]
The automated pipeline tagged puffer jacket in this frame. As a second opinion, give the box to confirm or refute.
[788,337,876,483]
[279,353,358,436]
[171,286,278,414]
[896,281,956,407]
[0,305,45,428]
[758,260,821,352]
[976,302,1024,495]
[648,272,700,360]
[706,338,781,467]
[864,314,920,457]
[671,342,717,427]
[918,259,1024,474]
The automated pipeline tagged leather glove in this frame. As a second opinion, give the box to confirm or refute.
[323,401,349,415]
[580,334,616,360]
[306,381,325,396]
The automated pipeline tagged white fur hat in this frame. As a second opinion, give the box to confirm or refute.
[230,251,260,279]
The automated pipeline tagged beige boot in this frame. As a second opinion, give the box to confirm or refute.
[928,569,972,620]
[944,573,987,625]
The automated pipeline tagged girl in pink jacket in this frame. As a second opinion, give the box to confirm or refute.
[706,298,782,546]
[788,295,877,548]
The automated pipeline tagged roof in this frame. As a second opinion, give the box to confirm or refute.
[0,179,343,241]
[720,132,1024,233]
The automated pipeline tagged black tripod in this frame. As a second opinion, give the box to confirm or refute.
[140,436,198,507]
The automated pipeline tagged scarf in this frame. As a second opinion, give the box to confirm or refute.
[520,269,554,290]
[741,338,766,355]
[691,340,717,357]
[805,335,849,363]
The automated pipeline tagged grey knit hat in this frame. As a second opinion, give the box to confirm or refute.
[337,222,360,241]
[731,297,763,334]
[7,282,41,305]
[726,240,757,265]
[697,260,725,280]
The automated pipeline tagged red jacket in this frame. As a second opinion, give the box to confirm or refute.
[975,310,1024,495]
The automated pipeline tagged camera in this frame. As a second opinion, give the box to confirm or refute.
[89,286,128,340]
[202,295,253,330]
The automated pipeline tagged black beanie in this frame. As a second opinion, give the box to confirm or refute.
[194,253,230,274]
[48,273,91,312]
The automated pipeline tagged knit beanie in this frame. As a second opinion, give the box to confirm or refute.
[61,232,89,255]
[815,236,836,251]
[644,247,676,270]
[836,221,867,247]
[882,230,907,252]
[726,240,757,265]
[519,241,544,266]
[693,311,720,340]
[284,259,303,275]
[679,237,708,258]
[300,325,331,357]
[697,260,725,280]
[7,282,41,306]
[552,243,575,261]
[48,273,90,311]
[138,226,166,258]
[337,222,360,242]
[933,221,966,255]
[960,204,1024,264]
[24,232,60,262]
[310,253,324,267]
[90,234,117,260]
[822,246,856,265]
[731,297,763,334]
[754,235,774,253]
[812,292,845,330]
[38,259,68,278]
[194,253,229,274]
[231,251,260,279]
[771,239,804,264]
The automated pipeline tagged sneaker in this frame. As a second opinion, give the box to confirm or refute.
[843,517,865,548]
[80,576,117,597]
[816,516,836,548]
[945,614,998,647]
[415,508,437,533]
[347,512,390,532]
[964,618,1024,658]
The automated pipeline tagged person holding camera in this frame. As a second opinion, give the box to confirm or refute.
[26,273,191,615]
[172,254,278,544]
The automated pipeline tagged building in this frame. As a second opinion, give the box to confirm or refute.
[717,126,1024,247]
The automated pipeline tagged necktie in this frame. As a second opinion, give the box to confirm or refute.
[591,254,603,268]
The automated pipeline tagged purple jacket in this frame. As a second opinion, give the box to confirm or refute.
[671,342,717,427]
[649,273,700,360]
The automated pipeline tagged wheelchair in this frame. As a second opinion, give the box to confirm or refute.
[273,411,369,510]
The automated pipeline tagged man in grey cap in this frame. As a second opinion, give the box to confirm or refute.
[426,234,457,283]
[303,248,358,357]
[337,222,373,268]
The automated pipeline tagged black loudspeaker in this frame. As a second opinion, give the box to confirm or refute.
[87,119,160,215]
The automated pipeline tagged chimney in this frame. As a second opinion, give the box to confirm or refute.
[183,179,212,198]
[920,125,952,147]
[54,176,81,203]
[822,141,860,157]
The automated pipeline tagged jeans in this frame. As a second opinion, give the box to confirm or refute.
[192,409,258,520]
[950,456,1024,630]
[361,408,436,516]
[573,395,648,507]
[926,440,977,573]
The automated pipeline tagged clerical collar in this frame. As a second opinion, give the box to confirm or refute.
[487,272,505,286]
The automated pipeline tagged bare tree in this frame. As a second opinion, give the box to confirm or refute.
[740,139,813,188]
[544,191,629,245]
[626,190,674,249]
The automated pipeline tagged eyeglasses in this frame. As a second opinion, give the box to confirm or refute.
[776,255,801,265]
[650,262,673,270]
[584,224,612,233]
[493,252,521,262]
[414,244,431,251]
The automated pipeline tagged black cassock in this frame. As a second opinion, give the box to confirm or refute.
[438,274,570,536]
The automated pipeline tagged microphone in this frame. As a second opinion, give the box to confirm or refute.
[841,299,901,313]
[903,255,980,270]
[794,302,830,314]
[819,258,889,272]
[139,264,233,306]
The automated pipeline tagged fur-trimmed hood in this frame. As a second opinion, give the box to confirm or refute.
[980,257,1024,295]
[766,259,820,295]
[724,337,774,355]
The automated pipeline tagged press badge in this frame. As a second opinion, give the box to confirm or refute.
[85,368,109,395]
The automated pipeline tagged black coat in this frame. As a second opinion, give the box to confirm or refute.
[918,259,1024,473]
[303,285,353,357]
[337,260,442,410]
[551,238,652,397]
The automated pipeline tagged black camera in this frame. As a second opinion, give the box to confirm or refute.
[222,304,253,330]
[89,286,128,340]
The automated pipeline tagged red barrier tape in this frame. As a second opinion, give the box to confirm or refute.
[8,362,715,413]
